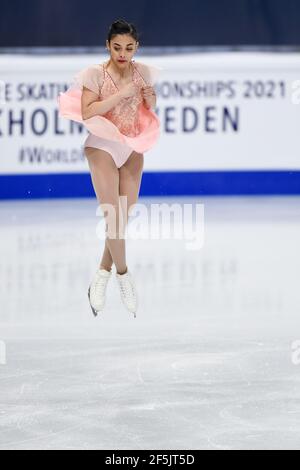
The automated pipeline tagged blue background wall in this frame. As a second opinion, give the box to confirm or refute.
[0,0,300,48]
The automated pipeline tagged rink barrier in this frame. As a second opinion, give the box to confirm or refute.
[0,170,299,199]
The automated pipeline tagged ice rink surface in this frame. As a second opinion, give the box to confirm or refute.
[0,196,300,450]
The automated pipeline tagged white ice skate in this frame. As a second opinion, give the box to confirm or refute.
[115,269,138,318]
[88,268,112,317]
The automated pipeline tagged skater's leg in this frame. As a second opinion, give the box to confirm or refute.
[99,238,113,272]
[118,151,144,228]
[85,147,127,275]
[99,150,144,271]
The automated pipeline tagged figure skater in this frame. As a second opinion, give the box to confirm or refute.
[58,19,162,318]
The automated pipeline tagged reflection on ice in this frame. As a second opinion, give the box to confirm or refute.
[0,196,300,450]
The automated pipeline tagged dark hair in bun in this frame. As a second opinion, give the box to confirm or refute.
[107,19,139,43]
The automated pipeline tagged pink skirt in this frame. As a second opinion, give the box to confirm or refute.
[58,88,160,154]
[84,133,135,168]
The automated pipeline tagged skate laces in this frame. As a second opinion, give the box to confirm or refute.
[94,271,110,295]
[118,273,135,298]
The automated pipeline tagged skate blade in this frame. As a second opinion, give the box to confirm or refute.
[88,287,101,317]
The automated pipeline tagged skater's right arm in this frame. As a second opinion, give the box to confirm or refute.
[81,87,125,120]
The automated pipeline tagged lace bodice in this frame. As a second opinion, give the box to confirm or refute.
[59,61,162,153]
[77,60,153,137]
[100,61,148,137]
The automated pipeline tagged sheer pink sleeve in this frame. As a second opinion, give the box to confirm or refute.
[134,61,163,87]
[72,65,104,95]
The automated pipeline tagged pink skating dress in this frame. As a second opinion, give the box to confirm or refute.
[57,60,162,168]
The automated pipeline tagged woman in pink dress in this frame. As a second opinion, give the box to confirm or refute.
[58,19,162,318]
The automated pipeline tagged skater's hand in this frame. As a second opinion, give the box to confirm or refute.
[141,85,156,110]
[119,82,137,99]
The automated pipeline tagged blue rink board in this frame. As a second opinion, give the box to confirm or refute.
[0,171,299,199]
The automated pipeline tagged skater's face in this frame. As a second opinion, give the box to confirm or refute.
[106,35,138,67]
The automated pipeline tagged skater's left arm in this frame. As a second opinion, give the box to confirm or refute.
[141,86,157,110]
